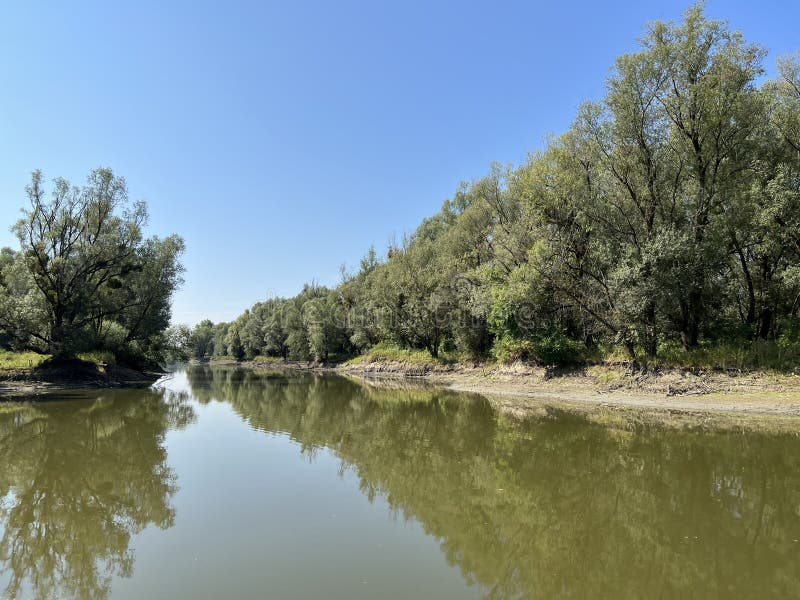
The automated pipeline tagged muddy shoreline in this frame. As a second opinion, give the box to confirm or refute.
[0,363,161,399]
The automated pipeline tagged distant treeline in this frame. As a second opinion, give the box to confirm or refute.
[186,5,800,366]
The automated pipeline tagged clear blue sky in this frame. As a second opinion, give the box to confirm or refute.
[1,1,797,325]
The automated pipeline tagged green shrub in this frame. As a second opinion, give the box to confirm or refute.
[532,332,586,366]
[492,333,586,366]
[356,342,457,365]
[491,336,535,363]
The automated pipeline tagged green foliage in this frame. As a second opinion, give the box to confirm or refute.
[778,317,800,353]
[491,333,585,366]
[490,336,536,363]
[352,342,458,365]
[532,332,586,366]
[189,4,800,372]
[654,340,800,372]
[225,322,246,361]
[163,324,194,362]
[188,320,214,360]
[0,168,184,366]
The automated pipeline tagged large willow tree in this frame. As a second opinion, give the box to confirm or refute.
[0,168,184,363]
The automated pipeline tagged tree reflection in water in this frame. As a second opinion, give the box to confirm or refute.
[186,365,800,600]
[0,388,195,600]
[3,365,799,600]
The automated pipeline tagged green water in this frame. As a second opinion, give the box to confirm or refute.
[1,366,799,599]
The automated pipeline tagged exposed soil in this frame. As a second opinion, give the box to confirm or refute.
[335,359,800,430]
[0,360,161,399]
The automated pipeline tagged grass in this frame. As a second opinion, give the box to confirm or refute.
[0,350,118,373]
[647,340,800,372]
[76,351,116,366]
[588,365,626,385]
[347,342,460,366]
[580,340,800,373]
[0,351,50,371]
[344,338,800,374]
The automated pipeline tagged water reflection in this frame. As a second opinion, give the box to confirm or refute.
[2,366,799,599]
[0,388,195,600]
[186,365,800,599]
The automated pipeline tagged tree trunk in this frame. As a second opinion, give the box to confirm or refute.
[758,308,773,339]
[50,307,67,359]
[732,235,756,326]
[623,338,636,360]
[683,258,704,350]
[644,302,658,358]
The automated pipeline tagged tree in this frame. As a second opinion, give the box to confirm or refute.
[771,52,800,153]
[190,319,215,360]
[262,298,290,359]
[189,3,800,366]
[303,291,349,361]
[225,319,246,361]
[4,168,185,361]
[163,324,194,362]
[649,5,766,347]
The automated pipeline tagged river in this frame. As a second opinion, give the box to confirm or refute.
[0,365,798,598]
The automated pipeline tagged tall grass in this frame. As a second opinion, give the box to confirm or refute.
[76,351,116,366]
[653,340,800,372]
[0,351,50,371]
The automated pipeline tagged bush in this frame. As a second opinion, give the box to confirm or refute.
[356,342,457,365]
[491,336,535,363]
[492,333,585,366]
[778,317,800,355]
[532,332,586,366]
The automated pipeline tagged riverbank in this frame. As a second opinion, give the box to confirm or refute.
[0,360,161,399]
[216,357,800,430]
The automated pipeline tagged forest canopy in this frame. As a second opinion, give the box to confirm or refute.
[0,168,185,367]
[187,5,800,368]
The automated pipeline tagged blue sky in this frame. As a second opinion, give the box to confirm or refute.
[1,1,797,325]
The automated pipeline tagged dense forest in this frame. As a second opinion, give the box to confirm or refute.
[184,6,800,368]
[0,168,185,367]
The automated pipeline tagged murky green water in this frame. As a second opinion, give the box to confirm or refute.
[1,366,800,599]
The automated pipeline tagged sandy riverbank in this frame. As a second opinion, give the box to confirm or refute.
[333,360,800,430]
[210,356,800,430]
